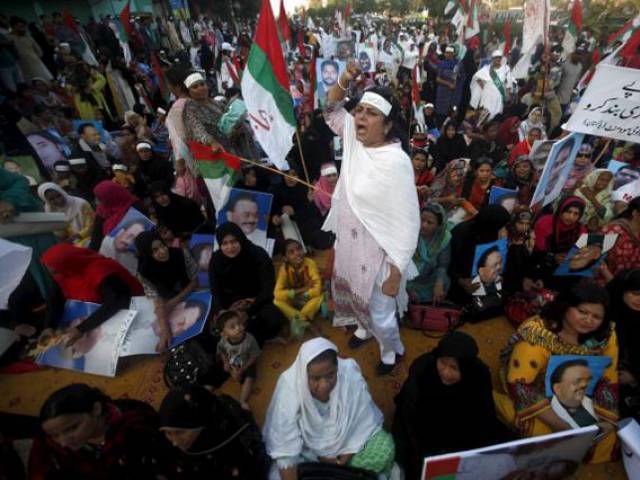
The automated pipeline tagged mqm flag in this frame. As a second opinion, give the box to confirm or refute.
[190,142,240,210]
[120,1,132,39]
[465,0,480,40]
[444,0,456,16]
[241,0,296,170]
[561,0,583,57]
[503,20,512,56]
[278,0,291,42]
[607,14,640,50]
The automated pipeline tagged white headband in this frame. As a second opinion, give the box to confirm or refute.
[54,165,70,172]
[156,107,167,115]
[184,72,205,88]
[359,91,392,117]
[112,164,128,171]
[136,142,152,151]
[321,166,338,176]
[68,158,86,165]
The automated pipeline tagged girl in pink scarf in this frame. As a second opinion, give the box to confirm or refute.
[314,163,338,216]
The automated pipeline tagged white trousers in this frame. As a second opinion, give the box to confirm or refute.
[354,280,405,365]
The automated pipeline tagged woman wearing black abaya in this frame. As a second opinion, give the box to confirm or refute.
[149,181,208,237]
[448,205,510,306]
[434,122,469,172]
[209,223,287,344]
[392,332,512,479]
[608,269,640,421]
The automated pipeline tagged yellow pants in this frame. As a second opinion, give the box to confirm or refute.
[493,391,617,464]
[274,294,324,322]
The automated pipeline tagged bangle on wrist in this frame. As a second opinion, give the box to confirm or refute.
[337,76,350,91]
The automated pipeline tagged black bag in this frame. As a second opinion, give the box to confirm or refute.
[163,339,217,389]
[297,462,377,480]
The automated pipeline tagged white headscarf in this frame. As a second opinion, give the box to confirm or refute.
[37,182,91,235]
[263,338,383,459]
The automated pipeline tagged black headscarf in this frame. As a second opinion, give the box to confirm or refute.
[135,230,190,299]
[149,181,206,237]
[137,153,175,189]
[392,332,510,477]
[608,269,640,380]
[209,223,275,314]
[271,178,313,218]
[434,123,468,172]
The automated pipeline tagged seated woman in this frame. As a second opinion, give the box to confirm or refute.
[264,338,396,480]
[135,230,198,352]
[508,127,542,167]
[239,166,271,193]
[158,384,271,479]
[574,169,614,232]
[28,383,175,479]
[448,205,511,306]
[532,196,587,283]
[517,107,547,142]
[149,181,207,238]
[599,197,640,282]
[37,182,95,247]
[411,149,435,205]
[407,203,451,304]
[461,157,496,212]
[502,156,536,207]
[433,122,468,172]
[393,332,512,479]
[313,162,338,217]
[563,143,594,194]
[427,158,468,215]
[270,170,334,251]
[134,141,175,196]
[503,209,537,299]
[40,244,143,346]
[494,280,618,463]
[607,269,640,421]
[274,239,324,338]
[209,223,287,345]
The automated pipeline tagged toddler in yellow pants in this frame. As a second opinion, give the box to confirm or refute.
[274,239,324,338]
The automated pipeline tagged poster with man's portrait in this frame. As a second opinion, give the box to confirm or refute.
[471,238,507,296]
[528,139,557,172]
[105,207,155,254]
[545,355,612,430]
[356,46,376,72]
[189,234,215,288]
[611,163,640,190]
[25,129,72,175]
[217,188,273,249]
[2,155,44,185]
[315,57,346,107]
[554,233,618,277]
[336,39,356,60]
[489,187,518,213]
[530,133,584,211]
[36,300,136,377]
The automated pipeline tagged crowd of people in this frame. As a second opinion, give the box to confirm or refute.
[1,4,640,480]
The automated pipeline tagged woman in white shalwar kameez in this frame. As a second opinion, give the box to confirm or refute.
[470,51,513,121]
[322,62,420,375]
[264,338,397,480]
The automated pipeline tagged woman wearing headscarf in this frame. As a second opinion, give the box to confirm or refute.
[158,385,271,479]
[149,181,207,238]
[263,338,396,480]
[134,141,175,196]
[607,269,640,420]
[40,244,143,346]
[426,158,468,216]
[313,162,338,217]
[37,182,95,247]
[563,143,595,194]
[599,197,640,282]
[532,196,587,280]
[124,110,154,141]
[407,203,452,304]
[508,127,542,167]
[502,156,537,207]
[574,168,614,231]
[323,63,420,375]
[496,116,521,151]
[135,230,198,352]
[518,107,547,142]
[28,383,176,480]
[448,205,511,305]
[182,71,226,152]
[461,157,496,211]
[393,332,512,479]
[503,209,538,298]
[209,223,287,345]
[270,170,334,251]
[433,122,468,172]
[89,180,143,251]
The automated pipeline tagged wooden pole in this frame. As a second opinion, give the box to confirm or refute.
[295,129,312,187]
[236,154,319,191]
[591,139,612,167]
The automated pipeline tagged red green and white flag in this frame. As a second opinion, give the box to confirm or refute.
[241,0,296,170]
[190,142,241,210]
[561,0,583,57]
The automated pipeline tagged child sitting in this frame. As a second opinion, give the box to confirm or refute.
[216,310,261,411]
[274,239,324,338]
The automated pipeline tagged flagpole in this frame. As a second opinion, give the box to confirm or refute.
[235,154,318,191]
[294,129,312,187]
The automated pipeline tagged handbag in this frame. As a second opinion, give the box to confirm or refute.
[407,302,462,332]
[297,462,377,480]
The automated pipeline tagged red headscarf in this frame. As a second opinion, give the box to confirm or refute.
[94,181,139,235]
[497,116,521,150]
[533,196,587,254]
[41,244,143,302]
